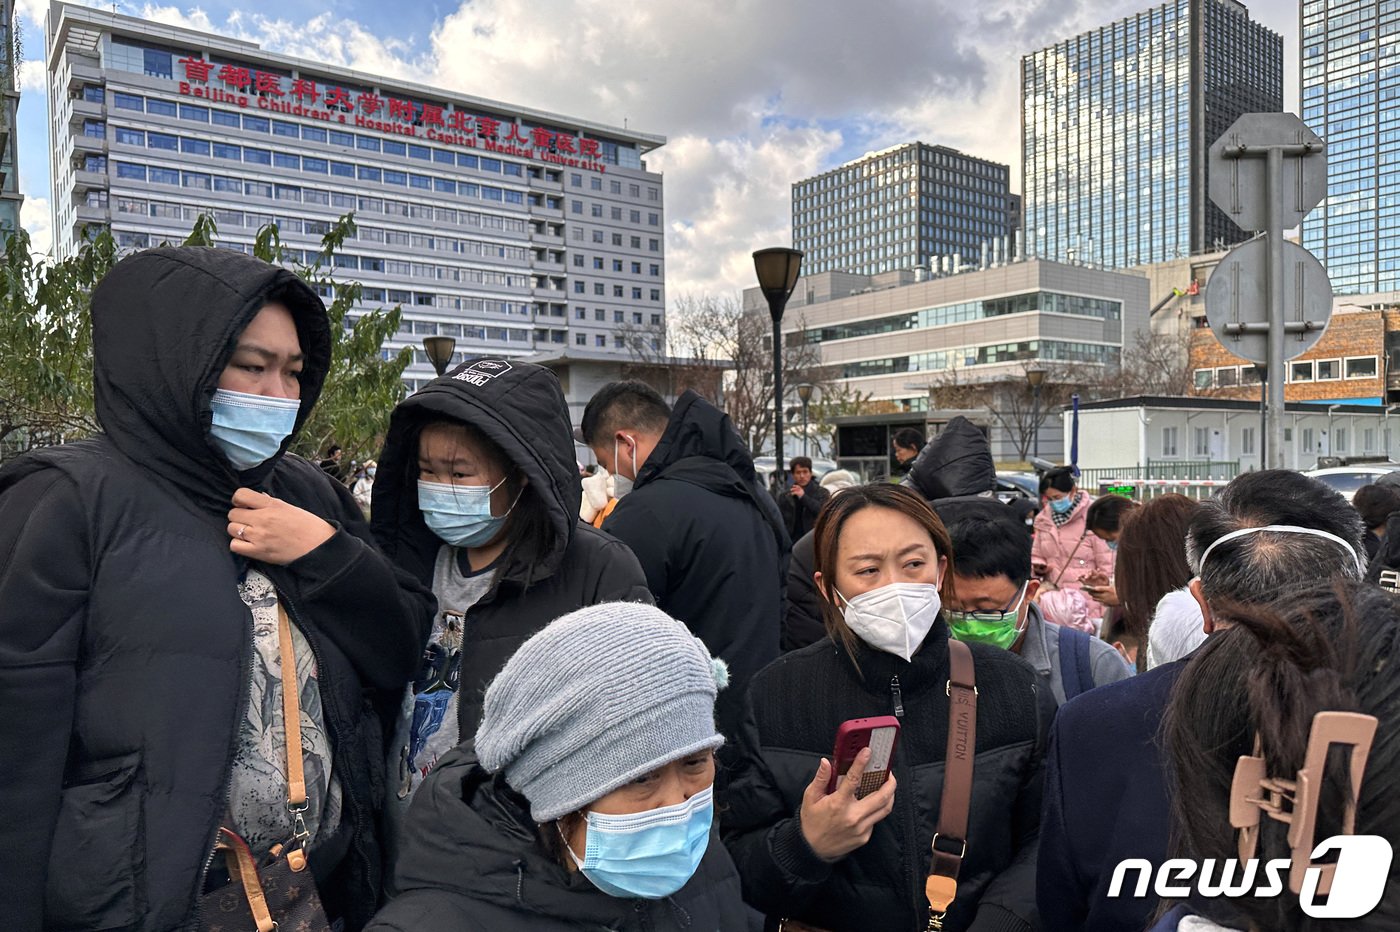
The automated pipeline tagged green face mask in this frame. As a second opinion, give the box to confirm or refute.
[945,583,1029,650]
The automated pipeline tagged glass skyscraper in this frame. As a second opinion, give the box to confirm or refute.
[792,143,1014,277]
[1022,0,1282,269]
[1300,0,1400,296]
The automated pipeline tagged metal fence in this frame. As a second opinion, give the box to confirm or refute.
[1081,461,1241,501]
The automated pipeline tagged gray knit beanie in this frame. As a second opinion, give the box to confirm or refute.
[475,602,727,822]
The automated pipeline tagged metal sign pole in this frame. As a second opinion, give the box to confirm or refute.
[1266,147,1285,470]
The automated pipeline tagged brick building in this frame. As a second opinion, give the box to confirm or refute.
[1189,300,1400,405]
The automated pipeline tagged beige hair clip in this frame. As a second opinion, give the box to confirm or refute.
[1229,711,1378,896]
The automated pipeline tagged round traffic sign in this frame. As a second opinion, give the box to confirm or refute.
[1204,236,1333,365]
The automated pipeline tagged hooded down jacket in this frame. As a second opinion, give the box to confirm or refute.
[0,247,435,931]
[600,390,790,740]
[902,416,997,501]
[370,358,652,740]
[364,748,758,931]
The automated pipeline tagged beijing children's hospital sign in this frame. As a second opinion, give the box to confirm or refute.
[177,57,610,173]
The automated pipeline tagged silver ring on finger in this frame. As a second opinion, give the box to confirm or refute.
[238,524,248,540]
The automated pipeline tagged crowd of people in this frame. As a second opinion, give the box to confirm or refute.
[2,247,1398,932]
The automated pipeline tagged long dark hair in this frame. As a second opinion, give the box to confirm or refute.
[812,484,955,660]
[1114,494,1198,667]
[1163,579,1400,931]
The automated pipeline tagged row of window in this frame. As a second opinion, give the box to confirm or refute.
[571,280,662,301]
[110,92,530,178]
[837,339,1120,379]
[570,307,665,326]
[569,225,663,252]
[108,129,530,205]
[568,200,660,226]
[804,290,1122,344]
[1193,355,1379,389]
[568,173,658,201]
[572,255,662,276]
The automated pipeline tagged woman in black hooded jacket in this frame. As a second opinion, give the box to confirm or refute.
[370,358,651,861]
[0,247,434,930]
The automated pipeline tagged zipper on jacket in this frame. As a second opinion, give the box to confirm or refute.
[890,675,904,718]
[192,591,257,926]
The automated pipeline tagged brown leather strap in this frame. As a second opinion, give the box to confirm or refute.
[277,603,310,872]
[926,638,977,925]
[217,828,277,932]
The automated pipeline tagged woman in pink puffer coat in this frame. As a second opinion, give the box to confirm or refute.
[1032,466,1115,633]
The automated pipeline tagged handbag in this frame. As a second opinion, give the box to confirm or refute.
[197,604,332,932]
[777,640,978,932]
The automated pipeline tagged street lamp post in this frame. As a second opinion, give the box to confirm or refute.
[1026,366,1046,459]
[423,336,457,377]
[796,383,815,457]
[753,247,804,486]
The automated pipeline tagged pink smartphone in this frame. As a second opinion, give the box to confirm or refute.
[827,716,901,797]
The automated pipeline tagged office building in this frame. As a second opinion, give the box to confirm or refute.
[792,142,1015,278]
[47,3,667,390]
[742,260,1150,462]
[0,0,21,237]
[1299,0,1400,295]
[1022,0,1282,268]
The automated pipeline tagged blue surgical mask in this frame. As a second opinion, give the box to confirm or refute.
[1106,539,1118,552]
[209,388,300,471]
[1050,495,1075,516]
[563,785,713,899]
[417,477,515,549]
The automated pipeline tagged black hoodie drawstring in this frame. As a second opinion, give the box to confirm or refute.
[666,896,692,928]
[512,858,526,902]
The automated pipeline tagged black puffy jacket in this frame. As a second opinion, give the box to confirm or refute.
[601,391,790,738]
[0,248,435,931]
[723,624,1047,932]
[902,416,997,501]
[365,748,758,931]
[371,359,652,738]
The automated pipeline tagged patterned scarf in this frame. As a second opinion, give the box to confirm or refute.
[1050,490,1084,528]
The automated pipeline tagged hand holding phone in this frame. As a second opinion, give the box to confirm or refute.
[799,746,898,862]
[827,716,900,796]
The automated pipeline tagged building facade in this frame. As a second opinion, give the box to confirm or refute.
[47,3,666,390]
[1299,0,1400,296]
[1071,395,1399,473]
[1190,298,1400,406]
[743,259,1151,461]
[0,0,21,237]
[791,142,1015,278]
[1021,0,1282,269]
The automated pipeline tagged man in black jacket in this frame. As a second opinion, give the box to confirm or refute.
[582,381,789,738]
[0,248,434,931]
[775,455,830,541]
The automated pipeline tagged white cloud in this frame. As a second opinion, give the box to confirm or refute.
[19,0,1305,300]
[18,58,46,93]
[20,196,51,258]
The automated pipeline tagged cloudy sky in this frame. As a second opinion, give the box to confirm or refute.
[15,0,1301,298]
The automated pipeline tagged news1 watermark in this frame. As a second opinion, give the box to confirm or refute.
[1108,836,1394,919]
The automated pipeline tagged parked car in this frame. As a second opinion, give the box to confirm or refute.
[996,472,1040,503]
[1304,463,1400,501]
